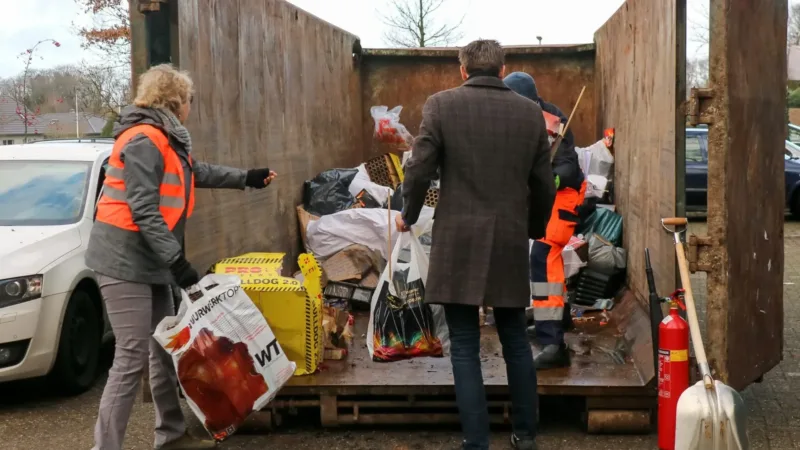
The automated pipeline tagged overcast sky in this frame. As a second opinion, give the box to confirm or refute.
[1,0,710,79]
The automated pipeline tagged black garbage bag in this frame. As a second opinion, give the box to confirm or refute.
[302,169,359,216]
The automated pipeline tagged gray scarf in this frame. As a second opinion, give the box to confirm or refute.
[156,108,192,154]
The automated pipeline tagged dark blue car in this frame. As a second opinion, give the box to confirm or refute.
[685,128,800,217]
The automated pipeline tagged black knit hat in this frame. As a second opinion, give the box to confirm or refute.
[503,72,540,103]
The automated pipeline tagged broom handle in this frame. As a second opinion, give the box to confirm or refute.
[673,234,714,386]
[549,86,586,162]
[562,86,586,137]
[387,189,392,282]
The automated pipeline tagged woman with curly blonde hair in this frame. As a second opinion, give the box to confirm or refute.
[86,64,276,450]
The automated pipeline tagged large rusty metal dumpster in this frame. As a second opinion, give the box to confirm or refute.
[133,0,786,432]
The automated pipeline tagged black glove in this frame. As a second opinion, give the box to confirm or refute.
[170,255,200,289]
[245,168,272,189]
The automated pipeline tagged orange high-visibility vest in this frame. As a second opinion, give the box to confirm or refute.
[95,124,195,231]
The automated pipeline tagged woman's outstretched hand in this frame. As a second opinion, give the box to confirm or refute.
[245,168,277,189]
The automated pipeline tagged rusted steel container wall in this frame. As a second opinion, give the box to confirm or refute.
[360,46,597,160]
[704,0,785,390]
[594,0,684,305]
[177,0,364,271]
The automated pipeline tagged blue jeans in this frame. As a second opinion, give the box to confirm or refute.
[444,304,538,449]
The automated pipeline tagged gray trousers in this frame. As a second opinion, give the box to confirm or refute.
[93,275,185,450]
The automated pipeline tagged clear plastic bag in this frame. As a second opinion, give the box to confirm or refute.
[366,233,449,361]
[575,139,615,179]
[371,105,414,145]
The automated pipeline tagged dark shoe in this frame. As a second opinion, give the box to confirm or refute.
[161,432,216,450]
[534,343,570,370]
[510,433,538,449]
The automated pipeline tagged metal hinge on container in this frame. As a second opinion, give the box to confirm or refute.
[686,234,714,273]
[138,0,168,13]
[687,87,715,127]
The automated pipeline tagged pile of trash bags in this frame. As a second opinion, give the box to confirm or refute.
[559,128,628,311]
[298,156,442,362]
[298,105,445,364]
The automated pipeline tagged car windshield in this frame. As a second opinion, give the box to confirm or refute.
[0,160,92,226]
[789,124,800,145]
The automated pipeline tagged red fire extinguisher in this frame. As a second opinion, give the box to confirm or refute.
[657,289,690,450]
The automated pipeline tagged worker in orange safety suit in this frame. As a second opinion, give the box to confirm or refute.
[504,72,587,370]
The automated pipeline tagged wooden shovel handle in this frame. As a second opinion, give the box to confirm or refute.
[673,237,710,372]
[662,217,688,226]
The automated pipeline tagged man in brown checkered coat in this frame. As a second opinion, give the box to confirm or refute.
[395,39,555,450]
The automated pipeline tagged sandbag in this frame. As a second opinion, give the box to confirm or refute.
[155,274,295,441]
[306,206,436,261]
[302,168,358,216]
[585,174,609,199]
[586,234,627,275]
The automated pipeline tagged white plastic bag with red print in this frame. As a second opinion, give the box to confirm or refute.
[155,274,295,442]
[371,105,414,145]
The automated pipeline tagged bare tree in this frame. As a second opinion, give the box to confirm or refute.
[689,2,710,49]
[77,65,131,118]
[380,0,464,48]
[687,57,709,92]
[789,3,800,46]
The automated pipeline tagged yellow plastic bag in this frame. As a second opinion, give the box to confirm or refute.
[212,252,323,376]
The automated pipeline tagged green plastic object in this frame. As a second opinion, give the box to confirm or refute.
[577,207,623,246]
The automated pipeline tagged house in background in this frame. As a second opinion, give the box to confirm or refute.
[0,95,106,145]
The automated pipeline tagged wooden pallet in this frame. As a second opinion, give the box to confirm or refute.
[264,290,656,433]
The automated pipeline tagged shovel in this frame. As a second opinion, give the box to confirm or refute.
[661,217,748,450]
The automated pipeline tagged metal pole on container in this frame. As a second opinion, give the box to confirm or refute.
[75,88,79,138]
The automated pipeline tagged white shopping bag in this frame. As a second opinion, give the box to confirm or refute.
[366,232,449,361]
[575,139,614,179]
[154,274,296,441]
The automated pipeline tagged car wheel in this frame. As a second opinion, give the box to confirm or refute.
[51,289,101,395]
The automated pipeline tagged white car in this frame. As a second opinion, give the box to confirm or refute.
[0,139,113,393]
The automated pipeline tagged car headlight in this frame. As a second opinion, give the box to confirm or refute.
[0,275,43,308]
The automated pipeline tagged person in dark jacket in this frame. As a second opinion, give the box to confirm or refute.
[397,41,554,450]
[504,72,587,370]
[86,64,276,450]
